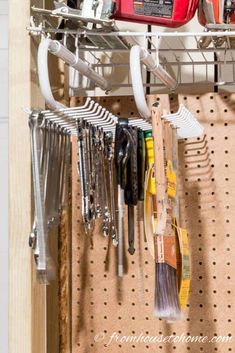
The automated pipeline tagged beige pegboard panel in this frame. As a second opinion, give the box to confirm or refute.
[70,94,235,353]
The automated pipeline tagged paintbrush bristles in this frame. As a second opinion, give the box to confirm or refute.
[154,263,182,321]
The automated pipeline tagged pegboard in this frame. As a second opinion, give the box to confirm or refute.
[70,93,235,353]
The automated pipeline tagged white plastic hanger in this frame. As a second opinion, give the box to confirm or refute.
[162,104,204,139]
[42,97,93,115]
[130,45,177,119]
[38,38,111,110]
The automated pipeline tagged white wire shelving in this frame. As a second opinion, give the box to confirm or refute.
[28,6,235,95]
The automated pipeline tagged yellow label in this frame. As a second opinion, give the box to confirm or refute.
[149,164,156,195]
[178,228,190,309]
[167,160,176,198]
[145,137,154,168]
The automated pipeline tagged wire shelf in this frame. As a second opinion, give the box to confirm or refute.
[28,7,235,95]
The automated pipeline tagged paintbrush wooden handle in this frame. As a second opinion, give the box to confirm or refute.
[151,104,167,236]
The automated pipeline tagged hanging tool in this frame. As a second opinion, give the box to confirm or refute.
[152,103,181,321]
[29,111,55,283]
[124,126,138,255]
[114,118,131,277]
[99,129,111,236]
[77,118,92,233]
[104,131,118,245]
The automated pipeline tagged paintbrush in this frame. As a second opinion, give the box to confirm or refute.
[152,103,181,321]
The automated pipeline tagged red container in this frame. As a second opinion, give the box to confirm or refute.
[112,0,199,28]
